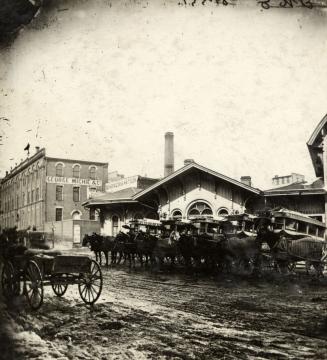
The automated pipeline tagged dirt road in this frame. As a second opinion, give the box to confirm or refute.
[1,261,327,359]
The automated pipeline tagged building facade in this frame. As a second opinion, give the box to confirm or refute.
[84,162,262,236]
[0,147,108,247]
[84,115,327,236]
[271,173,305,187]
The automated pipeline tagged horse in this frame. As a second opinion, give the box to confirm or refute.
[113,231,138,269]
[134,230,157,267]
[82,233,116,266]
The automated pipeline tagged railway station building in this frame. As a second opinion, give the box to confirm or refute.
[83,161,262,237]
[0,147,108,247]
[84,116,327,237]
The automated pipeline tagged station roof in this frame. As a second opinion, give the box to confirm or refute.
[83,187,142,207]
[134,162,262,200]
[307,113,327,177]
[264,178,325,196]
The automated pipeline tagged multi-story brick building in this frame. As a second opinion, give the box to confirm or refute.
[0,147,108,247]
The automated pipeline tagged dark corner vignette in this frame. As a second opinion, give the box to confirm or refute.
[0,0,74,48]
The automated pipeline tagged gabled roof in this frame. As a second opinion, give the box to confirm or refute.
[307,114,327,177]
[307,114,327,148]
[133,162,262,200]
[83,187,142,207]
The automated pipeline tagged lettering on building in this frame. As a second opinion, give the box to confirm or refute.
[46,176,102,187]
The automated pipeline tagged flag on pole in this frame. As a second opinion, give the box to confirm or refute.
[24,143,30,156]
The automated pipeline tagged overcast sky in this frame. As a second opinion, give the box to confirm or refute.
[0,0,327,189]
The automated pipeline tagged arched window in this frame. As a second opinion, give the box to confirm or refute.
[73,164,80,178]
[56,163,64,177]
[112,215,119,236]
[89,166,97,180]
[188,202,213,218]
[72,211,81,220]
[172,210,182,220]
[217,208,229,216]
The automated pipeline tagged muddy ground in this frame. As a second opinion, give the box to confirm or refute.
[1,252,327,360]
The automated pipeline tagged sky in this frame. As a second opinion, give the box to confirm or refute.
[0,0,327,189]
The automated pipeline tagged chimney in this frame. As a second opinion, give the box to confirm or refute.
[184,159,194,166]
[35,146,40,153]
[240,176,252,187]
[164,132,174,177]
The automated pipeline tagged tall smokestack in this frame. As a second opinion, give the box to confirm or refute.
[164,132,174,177]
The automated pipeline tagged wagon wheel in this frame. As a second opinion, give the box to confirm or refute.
[78,260,103,305]
[51,274,68,297]
[1,261,19,299]
[24,261,44,310]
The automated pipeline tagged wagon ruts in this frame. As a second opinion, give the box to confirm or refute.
[1,250,103,310]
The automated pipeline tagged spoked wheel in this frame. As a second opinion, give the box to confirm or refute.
[78,260,103,305]
[1,261,19,299]
[24,261,44,310]
[51,274,68,297]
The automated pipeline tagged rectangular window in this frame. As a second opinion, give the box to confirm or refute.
[89,208,95,221]
[88,187,97,199]
[55,208,63,221]
[31,190,34,203]
[27,192,30,204]
[73,187,80,202]
[36,188,39,201]
[23,193,25,206]
[56,186,63,201]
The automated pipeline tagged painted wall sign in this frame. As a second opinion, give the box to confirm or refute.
[46,176,102,187]
[106,175,138,193]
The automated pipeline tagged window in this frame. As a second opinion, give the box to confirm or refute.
[36,188,39,201]
[23,193,25,206]
[73,164,80,178]
[31,190,34,203]
[112,215,119,236]
[89,166,96,180]
[56,186,63,201]
[172,210,182,220]
[16,196,19,209]
[72,211,81,220]
[56,163,63,177]
[89,208,96,221]
[88,187,97,199]
[55,208,63,221]
[188,202,213,218]
[217,208,229,216]
[27,192,30,204]
[73,187,80,202]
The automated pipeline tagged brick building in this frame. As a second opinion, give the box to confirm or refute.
[0,147,108,247]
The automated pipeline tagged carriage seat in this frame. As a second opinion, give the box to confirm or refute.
[24,248,63,257]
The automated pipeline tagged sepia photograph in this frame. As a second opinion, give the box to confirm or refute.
[1,0,327,358]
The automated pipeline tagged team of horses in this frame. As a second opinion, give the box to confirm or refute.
[82,214,327,276]
[82,221,264,274]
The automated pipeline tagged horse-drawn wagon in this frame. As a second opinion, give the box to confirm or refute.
[256,209,327,274]
[1,246,103,310]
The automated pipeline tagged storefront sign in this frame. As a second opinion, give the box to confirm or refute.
[46,176,102,187]
[106,175,138,193]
